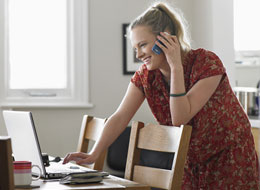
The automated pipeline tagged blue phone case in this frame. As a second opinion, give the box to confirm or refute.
[152,40,164,55]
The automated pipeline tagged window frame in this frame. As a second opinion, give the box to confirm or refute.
[0,0,92,108]
[234,0,260,65]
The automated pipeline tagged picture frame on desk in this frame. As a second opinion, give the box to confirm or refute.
[122,23,142,75]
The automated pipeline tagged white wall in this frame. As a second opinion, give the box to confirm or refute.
[0,0,235,159]
[190,0,235,86]
[235,65,260,87]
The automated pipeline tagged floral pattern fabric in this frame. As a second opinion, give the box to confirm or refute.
[131,48,260,189]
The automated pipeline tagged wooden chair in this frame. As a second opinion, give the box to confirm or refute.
[77,115,107,171]
[0,136,15,190]
[125,121,192,190]
[251,127,260,156]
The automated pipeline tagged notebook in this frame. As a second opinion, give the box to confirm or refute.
[2,110,93,179]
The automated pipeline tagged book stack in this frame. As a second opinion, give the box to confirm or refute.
[59,171,109,185]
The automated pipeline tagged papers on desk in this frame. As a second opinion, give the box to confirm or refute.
[59,171,109,185]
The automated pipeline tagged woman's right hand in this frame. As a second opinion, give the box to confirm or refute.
[62,152,98,165]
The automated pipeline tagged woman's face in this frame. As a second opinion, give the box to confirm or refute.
[130,25,167,70]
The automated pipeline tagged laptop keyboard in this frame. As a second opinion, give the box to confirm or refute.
[46,162,92,174]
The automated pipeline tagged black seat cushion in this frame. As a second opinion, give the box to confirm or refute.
[107,127,175,172]
[107,127,131,171]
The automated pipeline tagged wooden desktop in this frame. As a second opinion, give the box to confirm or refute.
[15,175,151,190]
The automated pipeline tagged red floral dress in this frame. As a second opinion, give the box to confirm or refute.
[131,48,260,189]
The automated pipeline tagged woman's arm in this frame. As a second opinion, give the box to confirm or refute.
[169,68,222,125]
[63,82,145,165]
[156,32,222,126]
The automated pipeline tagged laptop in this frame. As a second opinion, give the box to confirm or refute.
[2,110,93,179]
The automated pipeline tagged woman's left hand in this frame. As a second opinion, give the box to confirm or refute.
[62,152,97,165]
[155,32,182,70]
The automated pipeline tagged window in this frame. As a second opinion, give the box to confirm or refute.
[1,0,91,108]
[234,0,260,60]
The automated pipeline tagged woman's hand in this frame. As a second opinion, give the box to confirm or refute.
[62,152,98,165]
[155,32,182,70]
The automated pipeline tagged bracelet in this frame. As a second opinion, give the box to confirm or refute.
[169,92,186,97]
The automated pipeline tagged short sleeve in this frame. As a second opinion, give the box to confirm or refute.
[190,49,226,84]
[130,65,145,93]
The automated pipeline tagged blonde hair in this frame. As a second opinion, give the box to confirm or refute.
[129,2,191,54]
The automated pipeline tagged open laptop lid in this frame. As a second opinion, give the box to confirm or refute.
[3,110,47,177]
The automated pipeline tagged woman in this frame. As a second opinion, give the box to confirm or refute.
[63,2,259,189]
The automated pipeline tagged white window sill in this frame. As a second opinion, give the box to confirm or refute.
[0,102,94,108]
[235,63,260,68]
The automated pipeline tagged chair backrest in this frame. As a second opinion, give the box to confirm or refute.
[77,115,107,171]
[0,136,15,190]
[125,121,192,190]
[251,127,260,156]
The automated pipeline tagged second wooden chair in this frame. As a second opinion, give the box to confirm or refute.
[77,115,107,171]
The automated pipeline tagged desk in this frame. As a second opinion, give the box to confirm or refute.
[15,175,151,190]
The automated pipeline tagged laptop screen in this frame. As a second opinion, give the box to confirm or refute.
[3,110,46,176]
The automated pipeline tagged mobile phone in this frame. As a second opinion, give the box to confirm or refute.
[152,40,164,55]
